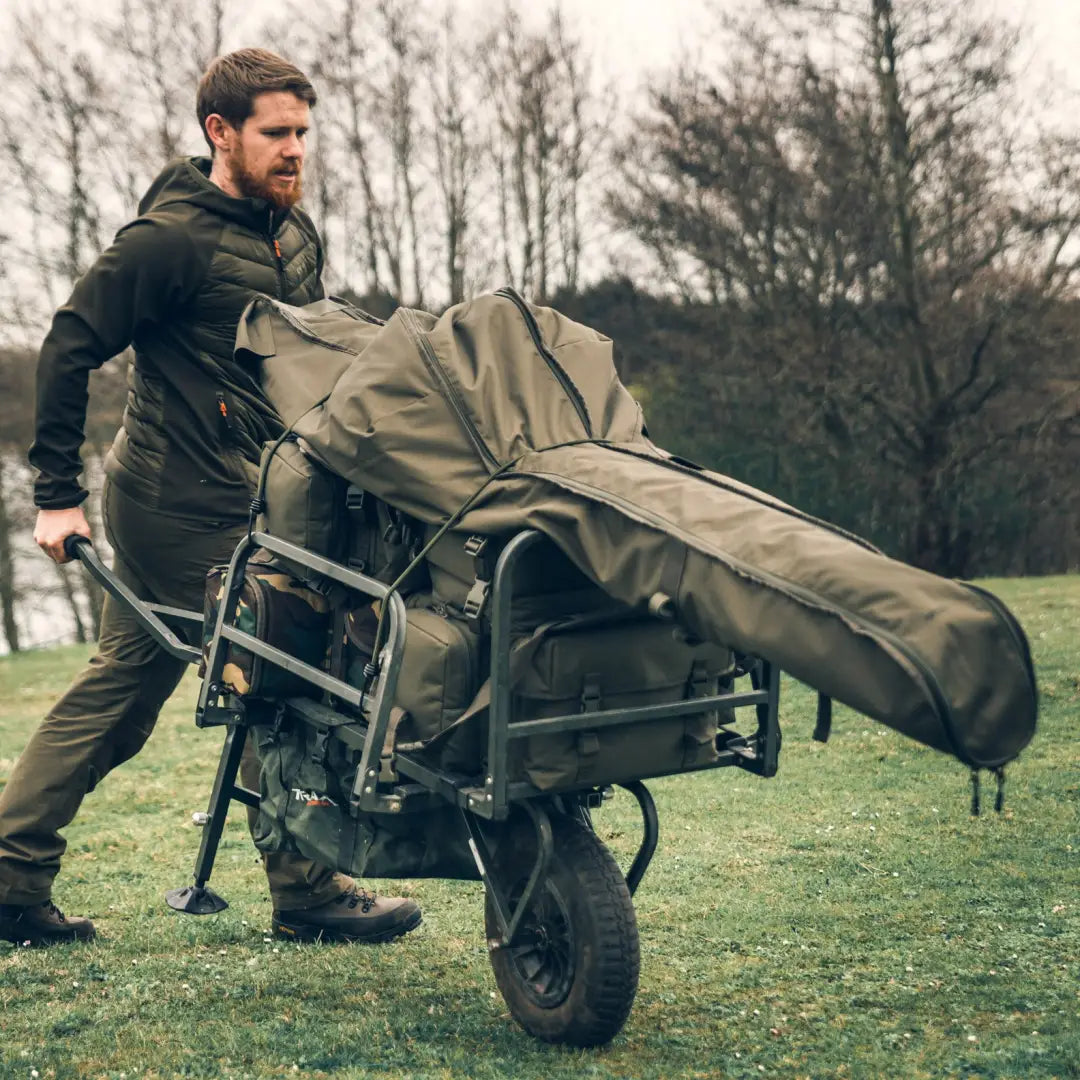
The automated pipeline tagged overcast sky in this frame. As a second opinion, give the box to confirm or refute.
[576,0,1080,104]
[2,0,1078,109]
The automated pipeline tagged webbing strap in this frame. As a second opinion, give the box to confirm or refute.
[327,604,348,683]
[337,812,359,872]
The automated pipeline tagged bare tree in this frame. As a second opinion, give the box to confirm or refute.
[427,10,489,304]
[611,0,1080,573]
[303,1,388,296]
[0,457,21,653]
[481,6,610,300]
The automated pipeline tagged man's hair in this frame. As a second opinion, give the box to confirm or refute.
[196,48,317,151]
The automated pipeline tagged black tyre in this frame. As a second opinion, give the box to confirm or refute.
[485,813,640,1047]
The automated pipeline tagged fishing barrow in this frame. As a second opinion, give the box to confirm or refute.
[67,527,782,1048]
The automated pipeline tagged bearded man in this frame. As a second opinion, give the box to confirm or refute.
[0,49,421,946]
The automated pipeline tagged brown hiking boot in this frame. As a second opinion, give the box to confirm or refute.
[272,884,421,944]
[0,900,96,946]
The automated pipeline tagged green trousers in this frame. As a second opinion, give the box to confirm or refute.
[0,479,345,909]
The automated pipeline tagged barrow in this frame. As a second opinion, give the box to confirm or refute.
[67,528,782,1047]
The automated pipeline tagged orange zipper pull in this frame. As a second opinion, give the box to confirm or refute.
[273,239,283,260]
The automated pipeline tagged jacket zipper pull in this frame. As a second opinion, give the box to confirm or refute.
[216,392,232,434]
[273,239,283,261]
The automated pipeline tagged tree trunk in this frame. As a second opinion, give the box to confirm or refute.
[81,448,106,638]
[54,561,88,645]
[0,454,21,653]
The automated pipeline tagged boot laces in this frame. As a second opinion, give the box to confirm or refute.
[337,887,375,914]
[43,901,66,923]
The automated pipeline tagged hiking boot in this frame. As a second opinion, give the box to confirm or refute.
[0,900,96,946]
[273,884,421,944]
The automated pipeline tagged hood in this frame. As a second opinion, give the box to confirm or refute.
[137,157,290,234]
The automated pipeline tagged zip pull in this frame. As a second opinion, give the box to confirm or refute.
[273,239,283,261]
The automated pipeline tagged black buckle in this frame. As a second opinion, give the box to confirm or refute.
[464,534,487,559]
[463,535,494,630]
[345,486,366,511]
[464,579,490,630]
[580,678,602,713]
[310,727,330,766]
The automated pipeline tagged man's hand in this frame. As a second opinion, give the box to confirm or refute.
[34,506,92,564]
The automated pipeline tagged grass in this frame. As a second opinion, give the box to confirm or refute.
[0,575,1077,1079]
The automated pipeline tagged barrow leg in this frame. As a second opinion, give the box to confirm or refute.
[620,781,659,897]
[165,724,250,914]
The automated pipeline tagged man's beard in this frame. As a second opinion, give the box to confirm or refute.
[233,149,303,210]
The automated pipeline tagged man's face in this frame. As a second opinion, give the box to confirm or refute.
[218,91,310,210]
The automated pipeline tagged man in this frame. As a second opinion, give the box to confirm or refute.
[0,49,421,946]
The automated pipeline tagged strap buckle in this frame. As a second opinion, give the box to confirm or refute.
[463,579,490,630]
[580,678,603,713]
[310,727,330,766]
[463,535,495,630]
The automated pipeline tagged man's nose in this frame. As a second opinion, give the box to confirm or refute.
[283,134,303,159]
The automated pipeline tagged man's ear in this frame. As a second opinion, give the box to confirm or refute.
[204,114,235,155]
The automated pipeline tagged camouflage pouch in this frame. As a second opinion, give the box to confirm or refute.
[202,562,331,699]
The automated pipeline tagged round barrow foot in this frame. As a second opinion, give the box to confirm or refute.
[165,885,229,915]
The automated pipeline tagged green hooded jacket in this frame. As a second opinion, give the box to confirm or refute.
[29,156,324,519]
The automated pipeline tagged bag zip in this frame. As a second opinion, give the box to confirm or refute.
[495,286,593,437]
[216,392,232,438]
[601,442,883,555]
[334,298,385,325]
[399,307,501,472]
[524,464,992,765]
[960,582,1038,698]
[272,301,358,355]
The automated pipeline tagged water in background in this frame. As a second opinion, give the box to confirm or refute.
[0,453,110,655]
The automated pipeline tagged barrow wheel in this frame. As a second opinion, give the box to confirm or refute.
[485,813,640,1047]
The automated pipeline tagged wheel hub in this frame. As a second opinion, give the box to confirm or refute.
[507,882,575,1008]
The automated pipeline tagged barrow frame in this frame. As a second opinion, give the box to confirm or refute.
[70,529,781,949]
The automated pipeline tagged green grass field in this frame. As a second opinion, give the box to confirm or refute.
[0,576,1077,1080]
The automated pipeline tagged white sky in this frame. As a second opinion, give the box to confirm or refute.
[2,0,1079,112]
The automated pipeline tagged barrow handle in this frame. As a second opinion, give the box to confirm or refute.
[63,535,202,665]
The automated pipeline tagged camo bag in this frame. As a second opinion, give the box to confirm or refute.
[202,562,331,699]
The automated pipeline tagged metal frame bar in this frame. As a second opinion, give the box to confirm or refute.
[167,524,782,905]
[195,532,408,735]
[621,781,659,897]
[471,529,783,821]
[466,801,555,948]
[188,724,249,888]
[66,537,201,663]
